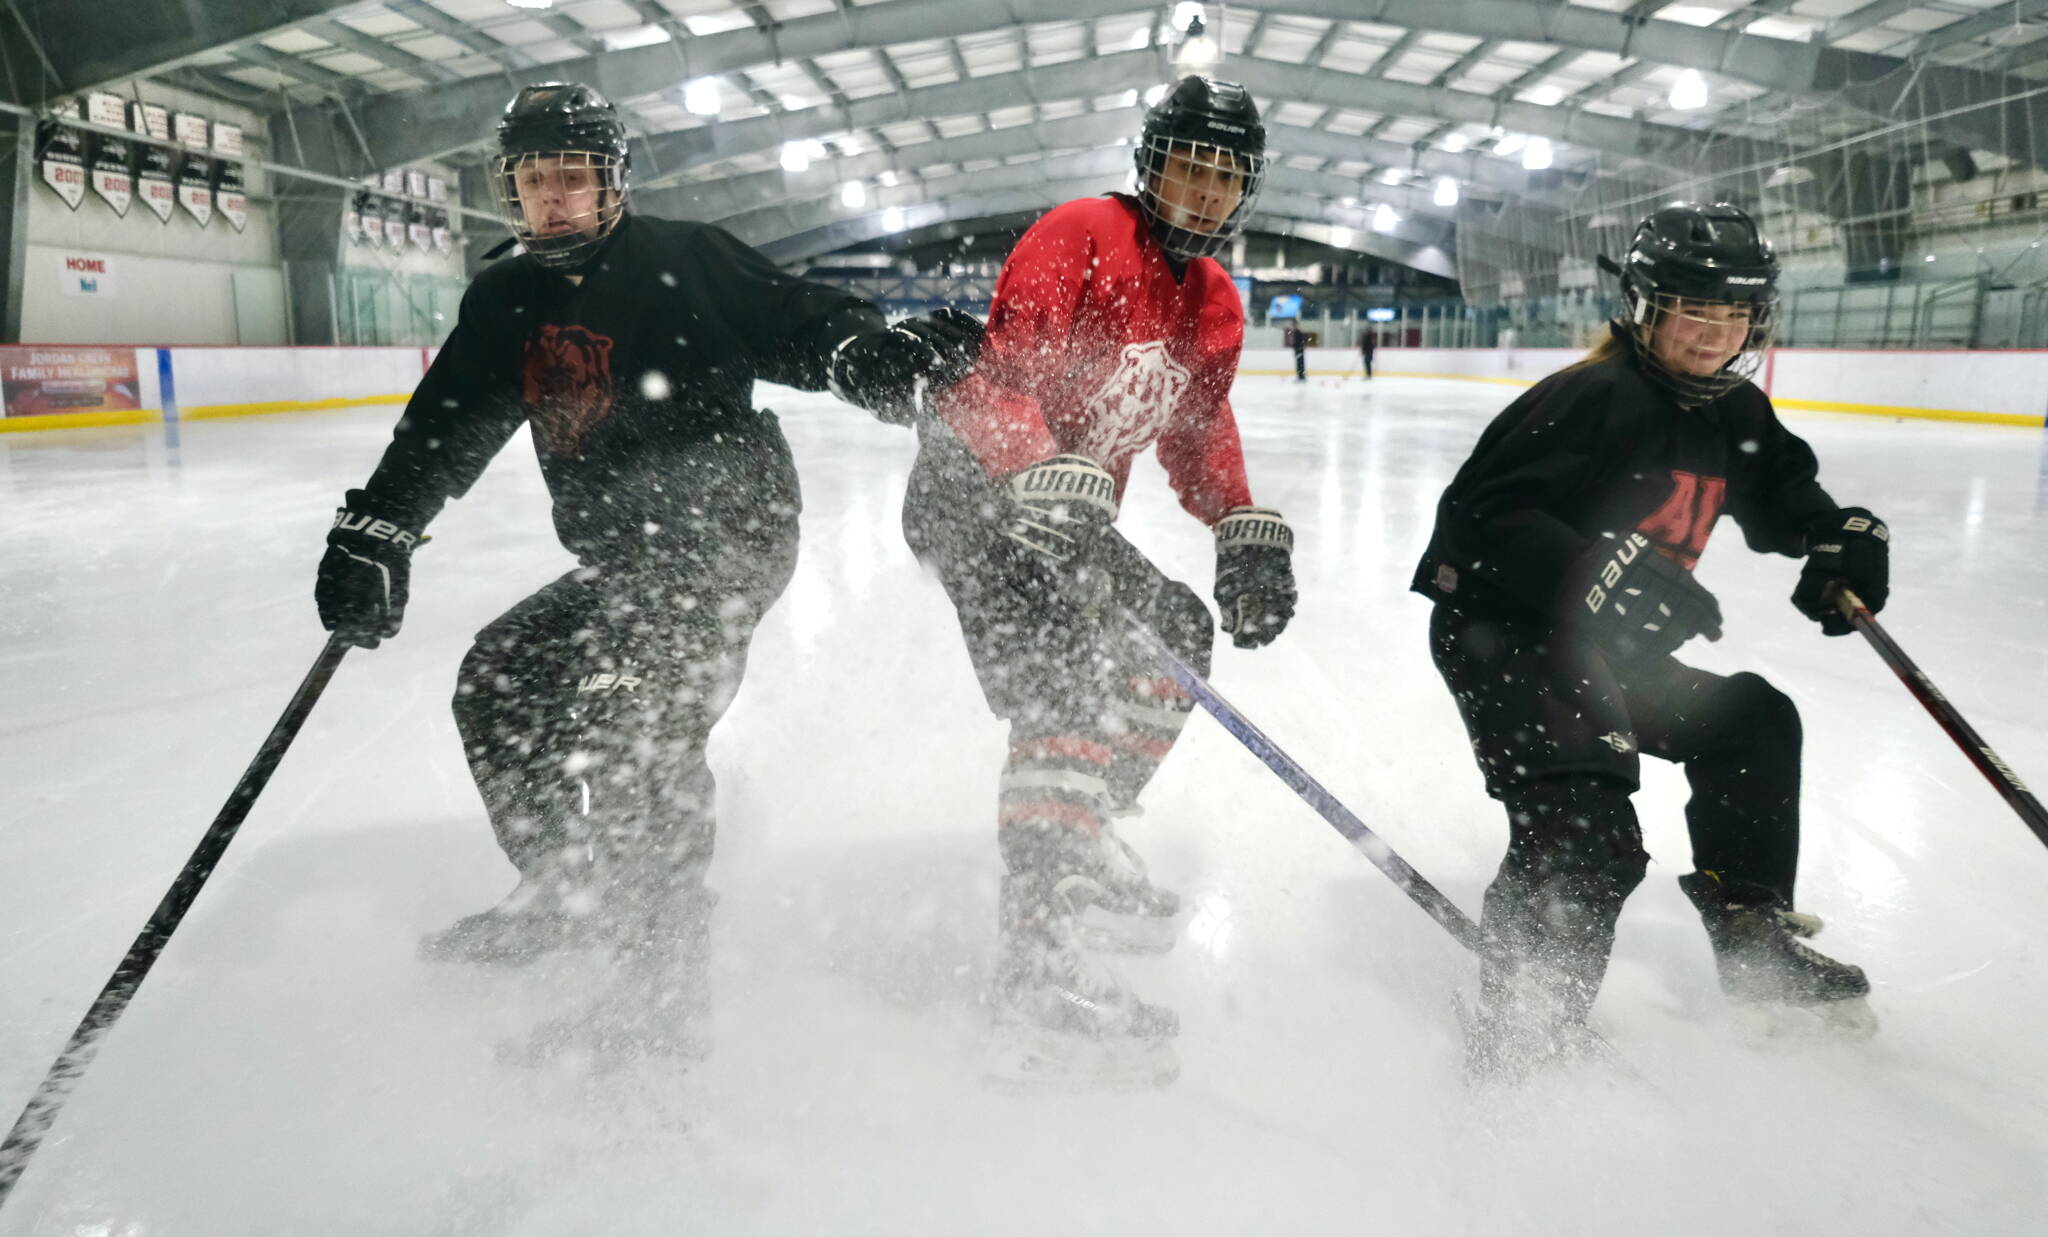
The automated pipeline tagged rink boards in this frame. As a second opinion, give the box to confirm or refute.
[4,342,2046,433]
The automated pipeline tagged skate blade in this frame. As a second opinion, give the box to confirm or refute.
[1733,996,1880,1041]
[1070,907,1182,956]
[982,1024,1179,1091]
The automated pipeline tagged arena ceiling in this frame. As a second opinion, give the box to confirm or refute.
[9,0,2048,272]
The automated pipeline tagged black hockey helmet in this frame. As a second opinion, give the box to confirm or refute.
[1134,76,1268,262]
[492,82,631,270]
[1610,201,1779,404]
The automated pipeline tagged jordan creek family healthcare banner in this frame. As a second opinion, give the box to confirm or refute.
[0,346,143,419]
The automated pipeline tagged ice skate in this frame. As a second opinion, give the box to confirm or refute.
[1680,871,1877,1037]
[498,889,716,1070]
[419,860,608,966]
[1065,817,1184,956]
[984,873,1179,1090]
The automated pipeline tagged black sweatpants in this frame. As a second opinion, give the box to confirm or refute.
[902,432,1214,876]
[451,529,798,893]
[1428,604,1804,1008]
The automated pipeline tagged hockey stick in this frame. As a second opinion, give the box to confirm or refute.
[1116,615,1490,956]
[0,637,351,1206]
[1833,587,2048,851]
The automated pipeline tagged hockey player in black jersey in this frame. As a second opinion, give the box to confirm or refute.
[312,83,977,1058]
[1413,203,1890,1073]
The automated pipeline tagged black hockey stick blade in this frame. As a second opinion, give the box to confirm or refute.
[0,637,351,1207]
[1833,587,2048,851]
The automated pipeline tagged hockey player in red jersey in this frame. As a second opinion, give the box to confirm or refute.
[902,77,1298,1086]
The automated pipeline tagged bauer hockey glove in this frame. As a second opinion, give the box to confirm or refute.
[315,494,421,648]
[1213,506,1296,649]
[1566,532,1722,661]
[995,453,1159,615]
[827,308,985,426]
[1793,507,1889,636]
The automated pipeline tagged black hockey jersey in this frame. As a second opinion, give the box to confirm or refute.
[351,214,881,566]
[1412,328,1837,624]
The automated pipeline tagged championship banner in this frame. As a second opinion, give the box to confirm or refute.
[131,102,170,142]
[89,113,134,216]
[0,347,141,420]
[431,208,452,255]
[407,205,430,250]
[136,142,176,223]
[34,120,86,210]
[173,112,209,152]
[177,154,213,227]
[213,161,248,232]
[86,92,126,129]
[427,176,448,204]
[406,169,428,200]
[345,192,366,244]
[211,122,243,158]
[381,169,403,195]
[361,208,384,246]
[383,199,406,248]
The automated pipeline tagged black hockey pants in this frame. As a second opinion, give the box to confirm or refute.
[451,531,797,894]
[902,431,1214,878]
[1429,604,1804,1012]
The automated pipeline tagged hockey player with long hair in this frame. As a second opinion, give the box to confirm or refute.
[313,83,978,1061]
[905,76,1299,1086]
[1413,202,1890,1074]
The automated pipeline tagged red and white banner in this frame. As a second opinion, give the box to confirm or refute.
[86,92,127,129]
[177,155,213,227]
[0,346,141,419]
[136,143,175,222]
[214,162,248,232]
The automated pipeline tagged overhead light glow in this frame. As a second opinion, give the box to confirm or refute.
[683,78,721,116]
[1178,32,1220,67]
[1524,84,1563,107]
[600,25,670,51]
[1494,134,1524,157]
[1522,137,1553,170]
[1329,225,1353,248]
[1373,203,1399,233]
[841,181,867,209]
[1670,69,1708,111]
[1128,28,1152,50]
[1340,195,1357,207]
[1440,132,1469,153]
[504,0,554,9]
[882,206,907,233]
[1433,177,1459,207]
[1145,83,1170,107]
[1173,2,1207,29]
[878,169,899,187]
[780,142,815,172]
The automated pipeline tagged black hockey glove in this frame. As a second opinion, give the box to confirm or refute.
[827,308,985,426]
[994,453,1161,616]
[315,494,421,648]
[1213,506,1295,649]
[1792,507,1889,636]
[1565,532,1722,661]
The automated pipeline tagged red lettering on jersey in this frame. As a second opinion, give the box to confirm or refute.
[1635,469,1727,568]
[522,324,615,457]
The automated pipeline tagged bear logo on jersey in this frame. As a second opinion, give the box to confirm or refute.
[522,324,616,457]
[1078,341,1191,462]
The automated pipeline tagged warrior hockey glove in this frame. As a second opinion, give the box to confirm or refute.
[997,453,1160,616]
[1793,507,1889,636]
[1566,532,1722,661]
[1213,507,1296,649]
[827,308,985,426]
[316,494,421,648]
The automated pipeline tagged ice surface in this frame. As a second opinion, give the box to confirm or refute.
[2,375,2046,1234]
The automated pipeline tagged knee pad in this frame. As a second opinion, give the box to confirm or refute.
[1721,671,1801,750]
[1499,776,1649,897]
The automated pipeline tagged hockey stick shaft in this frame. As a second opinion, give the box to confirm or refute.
[0,637,351,1206]
[1119,616,1490,956]
[1834,588,2048,850]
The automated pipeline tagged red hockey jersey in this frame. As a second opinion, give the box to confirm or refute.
[935,194,1254,526]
